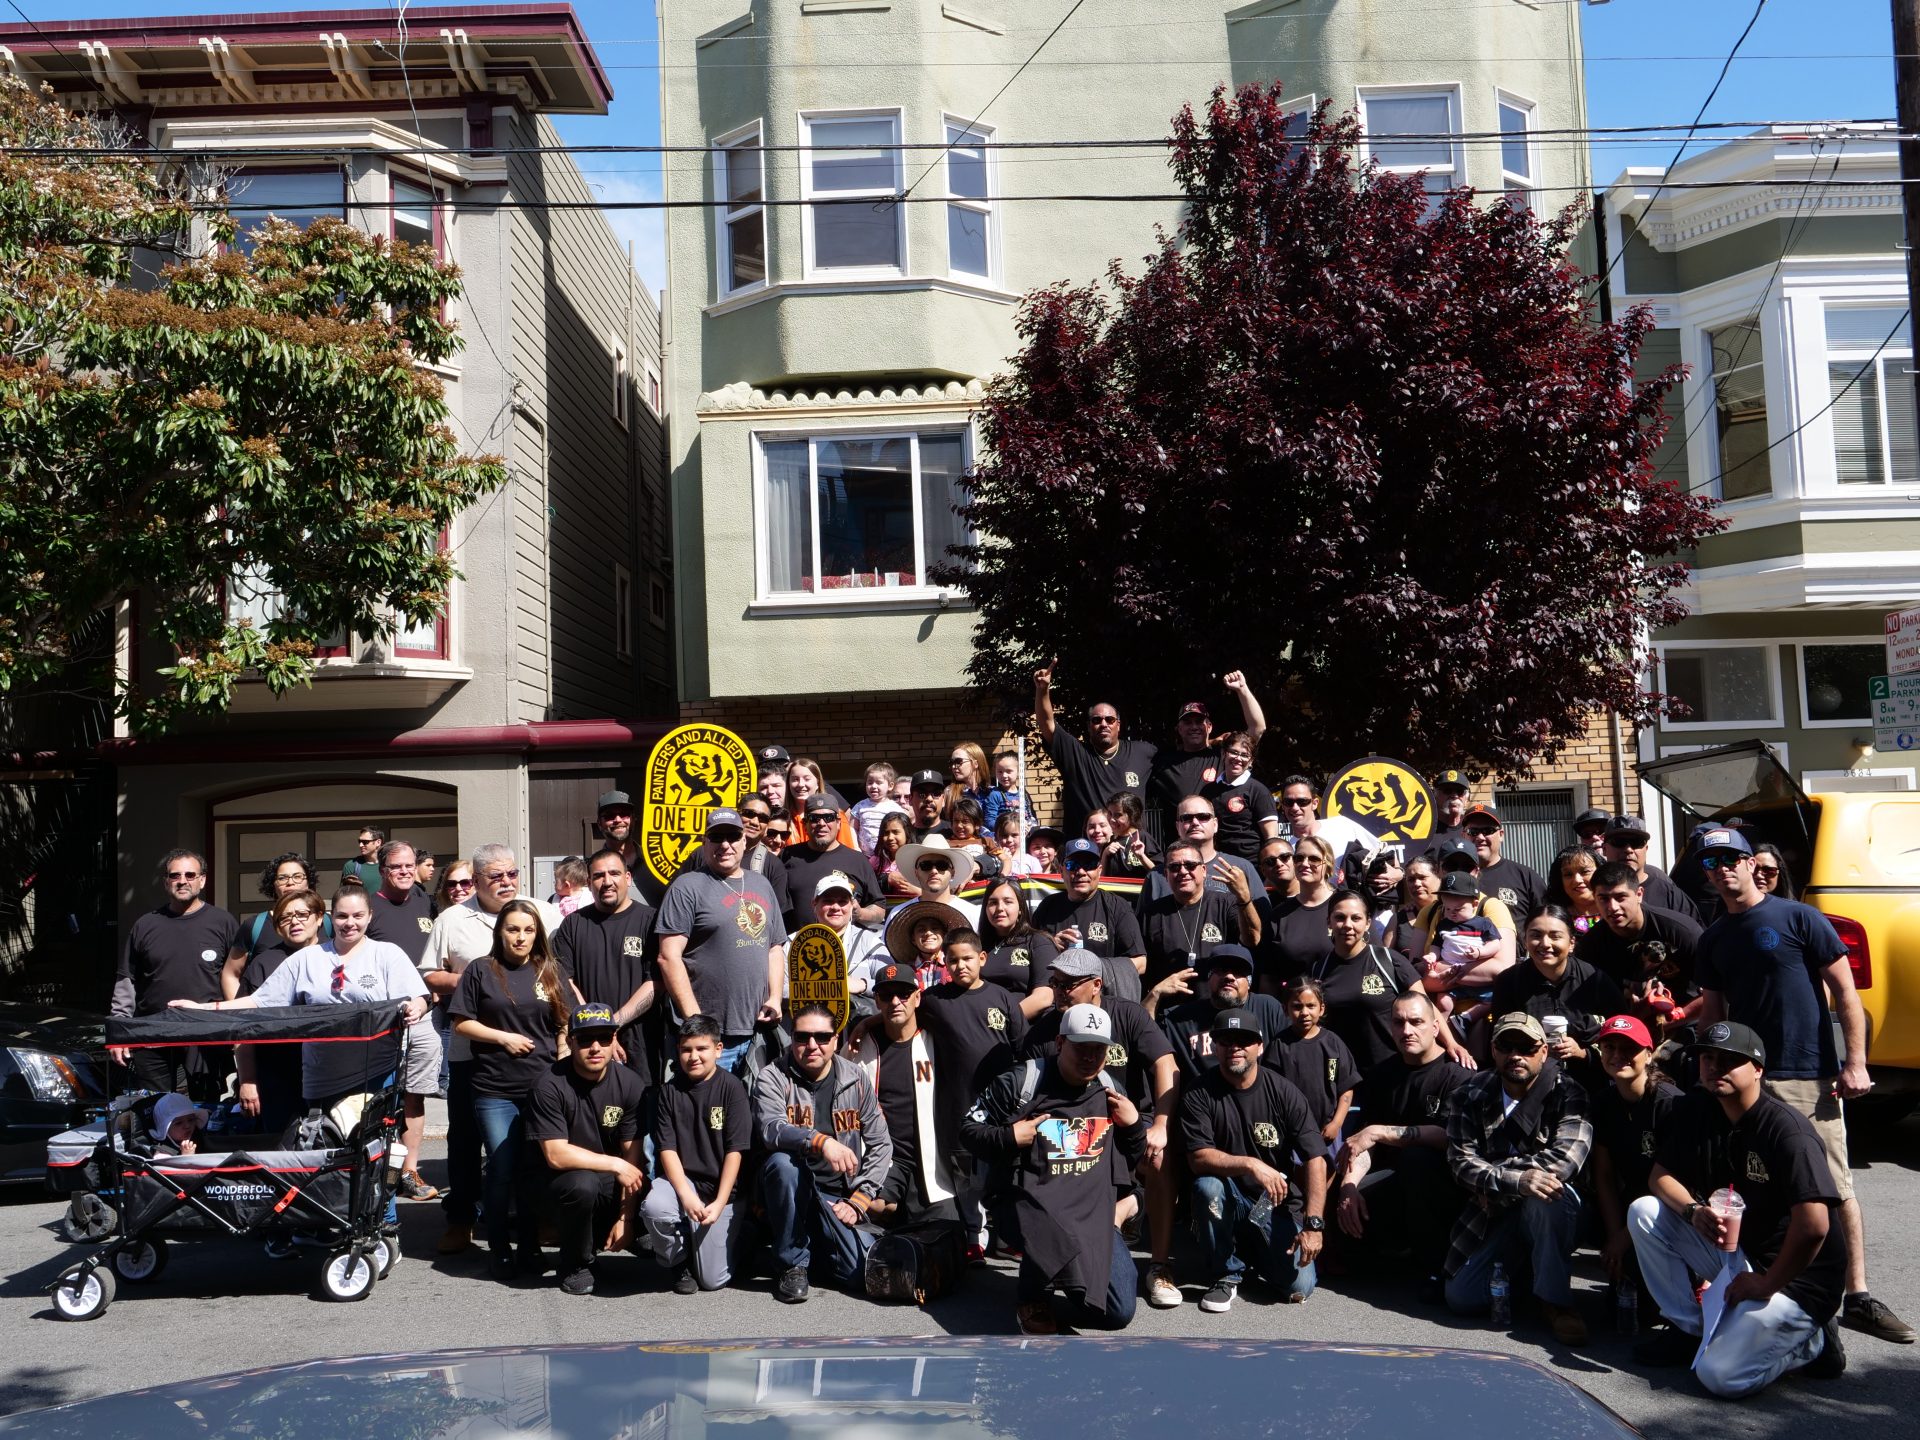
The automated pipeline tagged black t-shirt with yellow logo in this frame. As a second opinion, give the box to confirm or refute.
[1178,1066,1327,1218]
[655,1068,751,1200]
[982,932,1057,998]
[367,886,435,968]
[449,956,576,1099]
[921,979,1029,1146]
[526,1057,646,1163]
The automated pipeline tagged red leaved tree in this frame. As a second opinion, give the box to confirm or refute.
[946,84,1723,780]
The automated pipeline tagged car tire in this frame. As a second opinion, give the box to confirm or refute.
[51,1265,115,1321]
[112,1239,168,1284]
[319,1248,376,1302]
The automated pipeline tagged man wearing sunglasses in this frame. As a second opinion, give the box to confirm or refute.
[1033,660,1160,835]
[1603,815,1701,921]
[1441,1012,1593,1345]
[1140,841,1256,995]
[679,794,793,920]
[593,791,641,873]
[753,1003,891,1304]
[1694,827,1911,1345]
[780,797,883,932]
[1460,804,1546,926]
[1032,839,1145,1002]
[110,848,241,1104]
[526,1002,649,1298]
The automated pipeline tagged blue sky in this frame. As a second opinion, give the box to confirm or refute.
[8,1,1899,292]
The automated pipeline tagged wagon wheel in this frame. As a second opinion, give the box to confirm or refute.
[51,1265,116,1321]
[318,1247,376,1302]
[59,1192,117,1244]
[112,1238,169,1284]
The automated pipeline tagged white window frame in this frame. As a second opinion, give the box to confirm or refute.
[942,115,997,284]
[799,107,906,281]
[1356,84,1464,205]
[644,362,662,417]
[1495,90,1538,210]
[648,573,669,630]
[1278,94,1316,169]
[715,121,768,299]
[1653,639,1785,732]
[613,564,634,659]
[754,1357,960,1404]
[750,424,975,606]
[1794,638,1883,729]
[1822,301,1916,488]
[611,337,629,428]
[1702,311,1775,503]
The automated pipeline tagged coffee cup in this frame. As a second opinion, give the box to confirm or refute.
[1542,1015,1569,1043]
[1709,1186,1745,1252]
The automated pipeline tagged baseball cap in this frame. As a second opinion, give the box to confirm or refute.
[1491,1012,1546,1047]
[1203,943,1255,975]
[1696,1020,1767,1067]
[756,744,791,767]
[1574,807,1612,831]
[871,964,917,996]
[1432,836,1478,869]
[1606,814,1653,843]
[1695,825,1752,858]
[909,768,945,792]
[1433,769,1470,793]
[1061,838,1102,868]
[1463,803,1501,827]
[1049,947,1104,981]
[569,1002,619,1036]
[803,796,839,820]
[705,808,745,835]
[1437,871,1479,898]
[814,872,857,899]
[597,789,632,812]
[1177,701,1211,721]
[1061,1003,1113,1044]
[1596,1014,1654,1050]
[1027,825,1065,847]
[1210,1007,1264,1042]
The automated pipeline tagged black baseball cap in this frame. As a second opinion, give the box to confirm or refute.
[757,744,791,766]
[1437,871,1479,898]
[1432,769,1470,794]
[1696,1020,1767,1067]
[1432,836,1478,870]
[803,797,839,820]
[1574,807,1611,832]
[569,1002,619,1036]
[871,964,917,996]
[1606,814,1653,844]
[910,769,945,792]
[1203,944,1255,975]
[1210,1007,1263,1042]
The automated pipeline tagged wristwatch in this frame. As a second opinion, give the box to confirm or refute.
[1302,1216,1326,1233]
[1682,1201,1703,1225]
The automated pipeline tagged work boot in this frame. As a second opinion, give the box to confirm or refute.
[437,1222,473,1255]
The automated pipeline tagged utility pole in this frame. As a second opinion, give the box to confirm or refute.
[1895,0,1920,437]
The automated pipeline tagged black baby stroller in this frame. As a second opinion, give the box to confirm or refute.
[44,1001,407,1320]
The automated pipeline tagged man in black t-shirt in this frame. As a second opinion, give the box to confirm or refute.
[1154,944,1288,1081]
[905,770,951,843]
[1335,991,1471,1287]
[109,847,240,1104]
[1033,662,1159,835]
[1139,841,1253,990]
[1630,1021,1849,1395]
[366,840,443,1202]
[526,1003,648,1297]
[1181,1007,1329,1312]
[554,849,658,1081]
[1032,841,1147,1002]
[1462,804,1546,924]
[1147,674,1268,826]
[782,799,884,929]
[1579,861,1704,1030]
[643,1016,750,1292]
[850,965,958,1225]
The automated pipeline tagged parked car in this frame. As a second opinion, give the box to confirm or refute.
[0,1002,106,1185]
[1637,739,1920,1123]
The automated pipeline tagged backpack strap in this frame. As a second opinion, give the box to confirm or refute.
[1016,1054,1114,1112]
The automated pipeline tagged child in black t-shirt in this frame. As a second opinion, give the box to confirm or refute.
[1269,979,1358,1143]
[643,1016,751,1293]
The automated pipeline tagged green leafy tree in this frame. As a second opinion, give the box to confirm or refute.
[0,78,505,733]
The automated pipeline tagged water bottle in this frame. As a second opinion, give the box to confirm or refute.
[1489,1262,1512,1328]
[1616,1279,1639,1335]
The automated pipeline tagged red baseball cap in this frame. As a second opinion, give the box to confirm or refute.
[1597,1014,1653,1050]
[1178,701,1210,721]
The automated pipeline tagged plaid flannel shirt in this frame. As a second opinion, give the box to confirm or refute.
[1441,1066,1593,1278]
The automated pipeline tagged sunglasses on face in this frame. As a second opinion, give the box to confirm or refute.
[1280,797,1313,808]
[1064,858,1100,872]
[765,828,789,840]
[446,878,476,891]
[1260,853,1295,866]
[1465,827,1498,838]
[1700,854,1746,871]
[1753,865,1781,880]
[1294,855,1326,868]
[1166,860,1204,874]
[1088,715,1119,726]
[484,869,520,883]
[1493,1036,1543,1056]
[917,859,953,873]
[167,871,200,881]
[1176,813,1213,824]
[791,1030,836,1047]
[575,1034,617,1050]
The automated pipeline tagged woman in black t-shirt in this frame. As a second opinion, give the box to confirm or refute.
[1309,890,1425,1071]
[1260,835,1337,988]
[450,899,582,1278]
[1384,857,1442,965]
[233,888,326,1134]
[1590,1014,1682,1294]
[976,876,1058,1019]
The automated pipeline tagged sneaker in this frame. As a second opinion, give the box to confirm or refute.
[397,1170,440,1202]
[1842,1292,1916,1345]
[672,1264,699,1296]
[1540,1301,1588,1346]
[1199,1279,1238,1314]
[488,1252,518,1283]
[1633,1324,1697,1368]
[1145,1264,1181,1309]
[559,1267,594,1297]
[1016,1301,1059,1335]
[964,1243,987,1268]
[775,1265,810,1304]
[436,1223,473,1256]
[1801,1317,1847,1379]
[1416,1274,1447,1307]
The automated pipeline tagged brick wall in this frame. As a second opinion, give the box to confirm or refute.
[1500,711,1635,817]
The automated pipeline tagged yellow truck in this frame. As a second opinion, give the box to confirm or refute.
[1637,740,1920,1124]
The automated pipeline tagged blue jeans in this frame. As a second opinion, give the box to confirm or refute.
[1190,1175,1316,1298]
[1013,1223,1138,1330]
[718,1036,754,1079]
[759,1152,870,1289]
[472,1094,539,1258]
[1445,1187,1583,1312]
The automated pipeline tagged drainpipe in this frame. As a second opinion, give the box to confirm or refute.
[511,389,555,715]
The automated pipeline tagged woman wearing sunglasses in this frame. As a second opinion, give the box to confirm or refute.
[435,859,477,913]
[1261,835,1339,987]
[227,888,327,1132]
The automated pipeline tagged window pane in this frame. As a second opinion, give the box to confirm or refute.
[809,118,897,193]
[1826,306,1911,351]
[1830,360,1884,485]
[918,432,970,579]
[947,129,988,200]
[1884,357,1919,484]
[1364,94,1452,169]
[1710,319,1771,499]
[760,1360,814,1400]
[395,608,442,654]
[1802,645,1878,722]
[1499,103,1531,178]
[1664,647,1772,724]
[393,179,434,251]
[725,144,763,209]
[948,204,989,277]
[816,436,913,584]
[813,199,898,269]
[728,214,766,288]
[229,562,287,630]
[228,171,344,252]
[764,441,813,593]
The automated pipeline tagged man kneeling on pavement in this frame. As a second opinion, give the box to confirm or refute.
[1443,1011,1594,1343]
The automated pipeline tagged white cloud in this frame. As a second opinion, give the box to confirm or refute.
[582,170,668,298]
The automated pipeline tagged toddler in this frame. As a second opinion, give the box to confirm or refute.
[850,761,909,857]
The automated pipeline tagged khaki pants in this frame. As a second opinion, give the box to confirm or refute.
[1762,1076,1853,1202]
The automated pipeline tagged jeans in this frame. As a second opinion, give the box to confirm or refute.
[1013,1224,1139,1330]
[718,1036,754,1079]
[1190,1176,1316,1299]
[639,1182,735,1289]
[442,1061,483,1226]
[472,1093,539,1258]
[1445,1187,1582,1312]
[1628,1196,1827,1398]
[759,1151,870,1289]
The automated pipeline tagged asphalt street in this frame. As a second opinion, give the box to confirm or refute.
[2,1117,1916,1437]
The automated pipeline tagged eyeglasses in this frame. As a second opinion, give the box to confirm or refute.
[1176,812,1213,824]
[791,1030,836,1047]
[1753,865,1781,880]
[483,869,520,882]
[574,1034,616,1050]
[358,837,378,846]
[1051,973,1098,990]
[1088,714,1120,726]
[1700,854,1747,871]
[1492,1036,1543,1055]
[380,862,415,873]
[1280,796,1313,809]
[1166,860,1204,873]
[445,877,477,892]
[1294,855,1326,869]
[950,756,970,765]
[1064,858,1100,871]
[330,963,347,995]
[765,828,790,841]
[280,910,315,923]
[166,871,201,881]
[1465,827,1499,838]
[916,859,953,873]
[1259,853,1295,867]
[739,810,771,823]
[807,814,838,826]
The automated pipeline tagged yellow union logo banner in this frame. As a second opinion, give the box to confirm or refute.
[1322,755,1436,844]
[640,723,759,887]
[786,922,849,1032]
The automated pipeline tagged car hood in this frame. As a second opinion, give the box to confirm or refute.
[0,1002,105,1055]
[0,1336,1640,1438]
